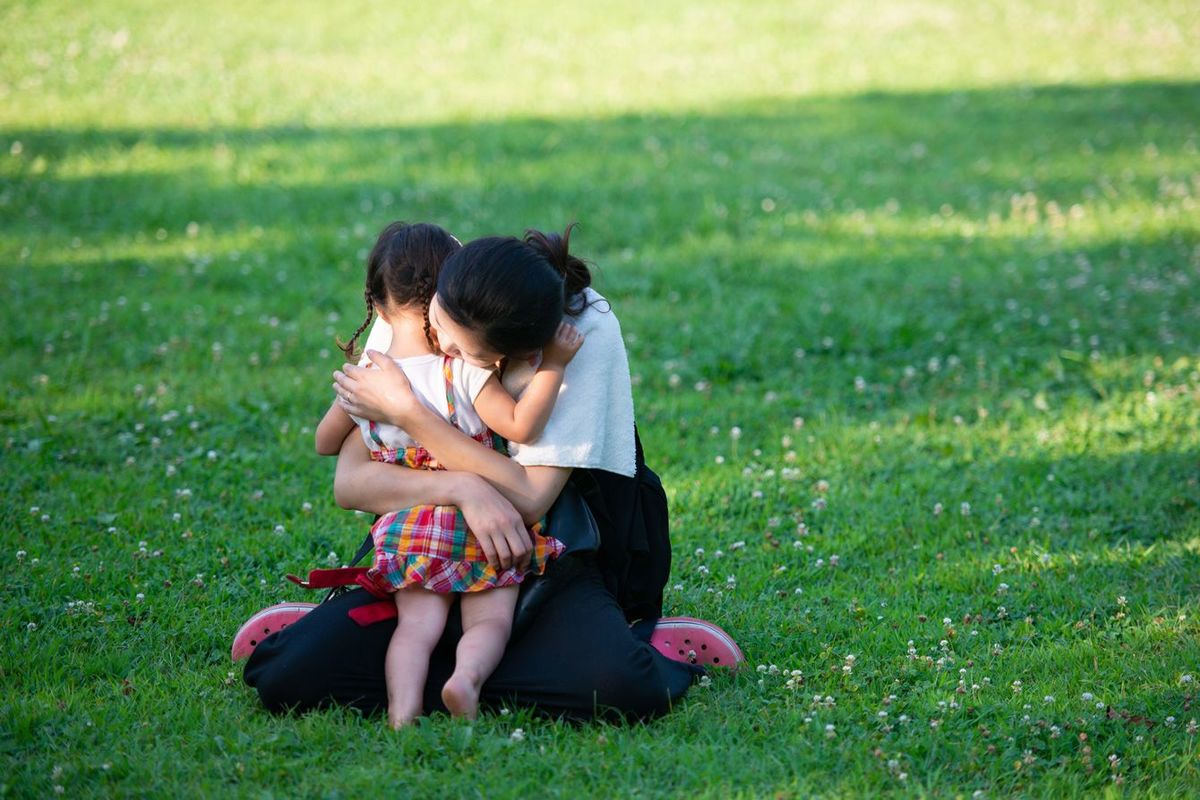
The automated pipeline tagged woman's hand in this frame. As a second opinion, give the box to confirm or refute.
[333,350,423,426]
[456,474,532,572]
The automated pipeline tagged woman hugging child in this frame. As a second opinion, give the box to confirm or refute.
[314,221,583,728]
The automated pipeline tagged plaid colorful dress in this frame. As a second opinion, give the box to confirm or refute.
[358,356,565,594]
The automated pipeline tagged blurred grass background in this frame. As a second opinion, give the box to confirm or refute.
[2,0,1199,796]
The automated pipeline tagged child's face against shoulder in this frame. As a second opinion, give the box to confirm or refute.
[427,295,504,369]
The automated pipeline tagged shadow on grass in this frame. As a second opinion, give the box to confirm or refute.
[2,80,1197,421]
[3,80,1197,239]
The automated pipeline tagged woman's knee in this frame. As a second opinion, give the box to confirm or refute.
[243,634,319,713]
[579,643,682,718]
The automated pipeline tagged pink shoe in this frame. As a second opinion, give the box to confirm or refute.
[230,602,317,661]
[649,616,744,669]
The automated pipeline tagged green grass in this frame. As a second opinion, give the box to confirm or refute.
[3,0,1199,796]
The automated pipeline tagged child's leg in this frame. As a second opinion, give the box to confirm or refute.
[442,585,518,719]
[387,587,453,728]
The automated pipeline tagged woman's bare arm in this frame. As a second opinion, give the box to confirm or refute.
[334,352,571,522]
[334,433,537,570]
[333,431,473,513]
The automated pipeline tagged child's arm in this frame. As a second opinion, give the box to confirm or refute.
[315,399,356,455]
[472,322,584,444]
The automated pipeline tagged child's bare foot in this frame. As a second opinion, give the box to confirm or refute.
[441,672,481,719]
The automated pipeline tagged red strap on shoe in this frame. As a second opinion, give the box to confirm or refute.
[285,567,369,590]
[348,600,398,627]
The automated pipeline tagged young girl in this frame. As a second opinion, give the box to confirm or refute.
[314,221,583,727]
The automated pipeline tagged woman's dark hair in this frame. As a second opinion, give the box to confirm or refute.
[338,221,461,360]
[436,224,593,356]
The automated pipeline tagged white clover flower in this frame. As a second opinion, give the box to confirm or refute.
[510,728,526,741]
[933,502,944,515]
[1081,692,1094,702]
[960,502,971,516]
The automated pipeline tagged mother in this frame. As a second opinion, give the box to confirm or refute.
[244,226,723,719]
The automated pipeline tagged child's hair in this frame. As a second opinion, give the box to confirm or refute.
[338,221,462,361]
[436,223,594,357]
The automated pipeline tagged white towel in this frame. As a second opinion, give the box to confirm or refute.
[501,288,636,477]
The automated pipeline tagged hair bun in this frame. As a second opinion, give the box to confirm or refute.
[524,224,591,309]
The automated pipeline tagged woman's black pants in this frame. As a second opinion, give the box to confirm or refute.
[243,558,699,720]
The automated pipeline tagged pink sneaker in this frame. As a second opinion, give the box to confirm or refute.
[230,602,317,661]
[649,616,744,669]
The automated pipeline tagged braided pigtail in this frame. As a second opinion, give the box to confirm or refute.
[415,272,437,350]
[336,290,374,361]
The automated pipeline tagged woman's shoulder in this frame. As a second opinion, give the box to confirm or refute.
[574,288,622,337]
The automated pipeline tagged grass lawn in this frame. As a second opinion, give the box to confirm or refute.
[3,0,1199,796]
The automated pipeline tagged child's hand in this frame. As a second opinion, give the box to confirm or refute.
[540,322,585,370]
